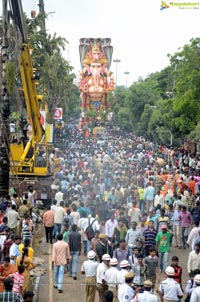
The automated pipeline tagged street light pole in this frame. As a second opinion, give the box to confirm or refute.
[124,71,130,88]
[113,59,121,86]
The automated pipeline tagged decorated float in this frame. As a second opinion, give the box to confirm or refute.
[78,38,114,128]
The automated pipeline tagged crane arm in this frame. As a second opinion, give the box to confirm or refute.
[18,43,45,144]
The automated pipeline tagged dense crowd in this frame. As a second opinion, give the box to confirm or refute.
[2,126,200,302]
[42,127,200,302]
[0,189,36,302]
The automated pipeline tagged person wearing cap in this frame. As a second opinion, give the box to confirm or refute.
[96,254,111,302]
[118,271,134,302]
[116,260,130,288]
[9,235,21,265]
[155,224,173,272]
[189,273,200,302]
[81,250,99,302]
[96,234,113,262]
[158,266,183,302]
[132,280,159,302]
[185,269,199,299]
[104,258,118,302]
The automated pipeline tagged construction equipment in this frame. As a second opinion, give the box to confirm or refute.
[8,0,61,202]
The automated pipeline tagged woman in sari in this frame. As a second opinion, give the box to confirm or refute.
[16,247,36,292]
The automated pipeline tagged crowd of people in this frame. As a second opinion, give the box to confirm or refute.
[0,188,37,301]
[40,127,200,302]
[2,126,200,301]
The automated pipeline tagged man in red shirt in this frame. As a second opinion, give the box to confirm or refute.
[171,256,182,287]
[43,205,54,244]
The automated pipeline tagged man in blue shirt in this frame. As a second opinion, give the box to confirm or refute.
[144,183,155,212]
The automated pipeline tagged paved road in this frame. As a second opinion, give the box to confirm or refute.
[34,227,190,302]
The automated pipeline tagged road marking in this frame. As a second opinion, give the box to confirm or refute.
[49,244,53,302]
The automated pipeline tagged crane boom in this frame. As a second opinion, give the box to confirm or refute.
[19,43,45,144]
[7,0,61,203]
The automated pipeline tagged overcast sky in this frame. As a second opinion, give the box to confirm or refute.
[6,1,200,86]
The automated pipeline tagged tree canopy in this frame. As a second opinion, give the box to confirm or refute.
[111,37,200,146]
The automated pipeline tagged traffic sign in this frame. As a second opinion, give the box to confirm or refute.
[40,111,46,128]
[53,108,63,120]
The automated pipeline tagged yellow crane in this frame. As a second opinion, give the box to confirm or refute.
[9,0,60,202]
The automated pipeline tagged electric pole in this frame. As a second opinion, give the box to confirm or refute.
[38,0,46,33]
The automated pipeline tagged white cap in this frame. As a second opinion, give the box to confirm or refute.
[87,250,96,259]
[102,254,111,261]
[194,274,200,283]
[120,260,130,268]
[110,258,118,266]
[165,266,175,276]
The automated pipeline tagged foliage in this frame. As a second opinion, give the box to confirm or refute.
[22,13,80,122]
[111,37,200,146]
[6,62,15,95]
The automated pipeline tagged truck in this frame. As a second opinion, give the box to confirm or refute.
[7,0,61,202]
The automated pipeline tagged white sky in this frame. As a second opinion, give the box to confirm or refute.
[3,0,200,86]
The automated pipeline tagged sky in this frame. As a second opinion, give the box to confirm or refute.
[4,0,200,86]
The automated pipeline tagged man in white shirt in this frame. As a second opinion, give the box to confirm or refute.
[125,222,142,255]
[128,201,141,224]
[132,280,159,302]
[187,243,200,276]
[159,266,183,302]
[117,260,130,288]
[104,258,118,300]
[81,250,99,302]
[70,204,80,226]
[55,189,64,206]
[105,214,118,240]
[190,274,200,302]
[7,205,19,234]
[54,201,66,237]
[118,271,134,302]
[96,254,111,302]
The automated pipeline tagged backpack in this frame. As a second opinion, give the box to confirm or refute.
[63,216,70,227]
[85,218,96,240]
